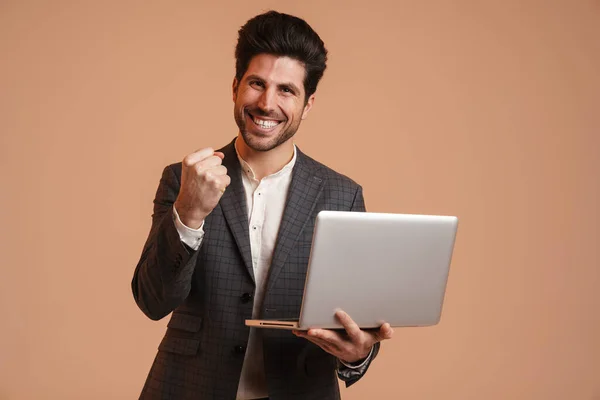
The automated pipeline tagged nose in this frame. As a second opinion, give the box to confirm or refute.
[257,87,276,114]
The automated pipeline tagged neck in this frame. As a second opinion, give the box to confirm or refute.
[235,134,294,180]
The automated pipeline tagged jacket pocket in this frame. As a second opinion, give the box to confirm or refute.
[157,313,203,355]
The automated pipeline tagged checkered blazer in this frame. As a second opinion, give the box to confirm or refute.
[132,139,380,399]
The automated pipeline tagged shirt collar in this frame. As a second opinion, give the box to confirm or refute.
[234,138,297,181]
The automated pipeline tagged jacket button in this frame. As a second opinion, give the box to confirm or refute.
[233,345,246,354]
[240,292,253,303]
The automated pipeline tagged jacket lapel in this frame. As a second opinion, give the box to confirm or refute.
[219,140,255,283]
[267,149,325,291]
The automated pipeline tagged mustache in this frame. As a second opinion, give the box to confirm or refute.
[246,108,285,121]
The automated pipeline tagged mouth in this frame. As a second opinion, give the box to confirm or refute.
[246,110,284,132]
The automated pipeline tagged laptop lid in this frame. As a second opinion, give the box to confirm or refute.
[297,211,458,329]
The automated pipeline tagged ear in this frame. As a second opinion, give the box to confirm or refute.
[232,78,239,102]
[301,94,316,120]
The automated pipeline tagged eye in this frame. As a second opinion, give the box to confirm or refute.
[281,86,295,95]
[250,80,264,88]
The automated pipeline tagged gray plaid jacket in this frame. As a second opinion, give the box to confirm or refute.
[132,139,380,399]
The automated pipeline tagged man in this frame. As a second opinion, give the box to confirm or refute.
[132,11,393,400]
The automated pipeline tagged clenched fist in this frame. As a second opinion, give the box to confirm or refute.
[174,147,231,229]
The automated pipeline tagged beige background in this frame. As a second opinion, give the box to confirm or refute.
[1,1,599,399]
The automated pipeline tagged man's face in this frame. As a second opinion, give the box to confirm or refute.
[233,54,315,152]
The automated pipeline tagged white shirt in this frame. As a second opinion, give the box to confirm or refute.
[172,141,370,399]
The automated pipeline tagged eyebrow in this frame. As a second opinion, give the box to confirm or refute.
[245,74,302,95]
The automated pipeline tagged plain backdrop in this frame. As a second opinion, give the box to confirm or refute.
[1,1,599,399]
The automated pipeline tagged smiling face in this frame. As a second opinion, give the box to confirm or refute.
[233,54,315,152]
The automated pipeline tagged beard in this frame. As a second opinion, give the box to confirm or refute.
[234,106,301,152]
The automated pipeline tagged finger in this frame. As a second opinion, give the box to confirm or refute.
[183,148,215,167]
[207,176,228,194]
[221,174,232,188]
[214,151,225,159]
[335,310,361,341]
[307,328,345,347]
[379,323,394,340]
[370,323,393,342]
[193,158,222,178]
[206,165,228,176]
[216,175,232,194]
[196,155,223,169]
[294,329,324,341]
[295,331,341,354]
[209,176,231,194]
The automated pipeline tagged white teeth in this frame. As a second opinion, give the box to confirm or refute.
[252,116,279,128]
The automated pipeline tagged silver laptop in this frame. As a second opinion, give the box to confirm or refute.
[245,211,458,330]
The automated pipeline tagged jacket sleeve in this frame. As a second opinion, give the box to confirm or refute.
[337,342,381,387]
[131,164,201,321]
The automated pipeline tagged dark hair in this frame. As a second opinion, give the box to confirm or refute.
[235,11,328,101]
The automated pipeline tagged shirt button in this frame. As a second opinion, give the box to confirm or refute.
[233,345,246,354]
[240,292,253,303]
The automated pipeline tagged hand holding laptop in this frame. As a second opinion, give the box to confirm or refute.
[293,309,394,364]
